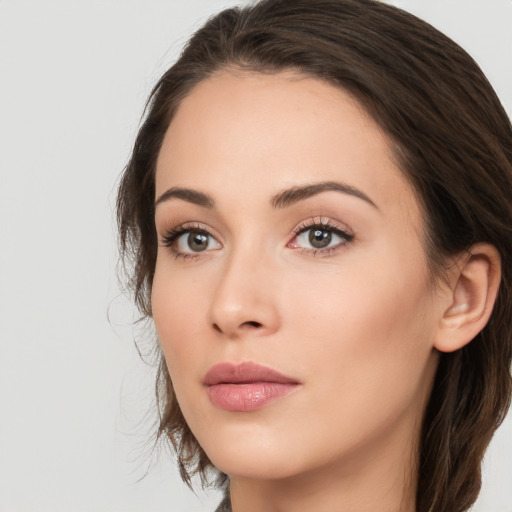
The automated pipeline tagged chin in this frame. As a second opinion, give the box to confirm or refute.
[212,454,304,481]
[197,425,307,481]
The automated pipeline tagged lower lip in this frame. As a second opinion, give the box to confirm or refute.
[206,382,299,412]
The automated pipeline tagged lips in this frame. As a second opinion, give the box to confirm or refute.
[203,361,301,412]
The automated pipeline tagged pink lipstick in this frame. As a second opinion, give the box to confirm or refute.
[203,361,300,412]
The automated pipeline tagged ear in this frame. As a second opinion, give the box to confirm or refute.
[434,243,501,353]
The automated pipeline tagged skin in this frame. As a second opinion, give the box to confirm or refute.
[151,70,497,512]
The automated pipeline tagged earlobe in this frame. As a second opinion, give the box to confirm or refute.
[434,243,501,353]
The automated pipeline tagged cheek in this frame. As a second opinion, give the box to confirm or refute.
[268,254,437,465]
[283,244,437,402]
[151,262,211,379]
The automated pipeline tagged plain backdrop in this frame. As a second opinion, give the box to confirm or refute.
[0,1,511,511]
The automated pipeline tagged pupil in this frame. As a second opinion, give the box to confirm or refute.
[188,232,208,252]
[309,229,331,248]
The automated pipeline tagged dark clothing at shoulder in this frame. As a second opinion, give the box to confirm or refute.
[215,495,232,512]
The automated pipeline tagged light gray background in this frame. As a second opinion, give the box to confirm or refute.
[0,1,511,511]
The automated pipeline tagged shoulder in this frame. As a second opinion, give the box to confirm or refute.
[214,495,231,512]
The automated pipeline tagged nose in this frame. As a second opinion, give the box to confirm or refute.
[208,249,280,339]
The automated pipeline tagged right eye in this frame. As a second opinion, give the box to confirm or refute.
[162,225,222,258]
[176,230,221,253]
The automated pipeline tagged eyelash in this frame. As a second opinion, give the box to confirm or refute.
[161,222,215,261]
[160,218,354,260]
[288,218,354,257]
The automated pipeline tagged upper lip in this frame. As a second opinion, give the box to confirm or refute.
[203,361,300,386]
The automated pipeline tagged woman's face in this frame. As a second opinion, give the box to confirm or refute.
[152,70,443,483]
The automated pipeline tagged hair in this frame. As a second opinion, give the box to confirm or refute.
[116,1,512,510]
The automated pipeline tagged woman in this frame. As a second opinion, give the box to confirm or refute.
[116,0,512,511]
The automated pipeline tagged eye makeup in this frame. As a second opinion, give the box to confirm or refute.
[158,215,355,261]
[287,217,354,257]
[160,221,222,261]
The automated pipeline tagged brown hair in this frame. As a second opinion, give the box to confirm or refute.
[117,1,512,510]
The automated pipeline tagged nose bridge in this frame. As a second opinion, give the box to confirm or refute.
[208,237,280,338]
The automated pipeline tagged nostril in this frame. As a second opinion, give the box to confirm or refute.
[242,321,262,328]
[211,321,261,333]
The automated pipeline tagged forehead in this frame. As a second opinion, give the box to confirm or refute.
[155,69,421,227]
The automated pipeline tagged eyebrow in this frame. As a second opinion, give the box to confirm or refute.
[271,181,378,210]
[155,187,215,208]
[154,180,377,210]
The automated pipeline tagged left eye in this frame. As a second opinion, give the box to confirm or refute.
[290,225,351,250]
